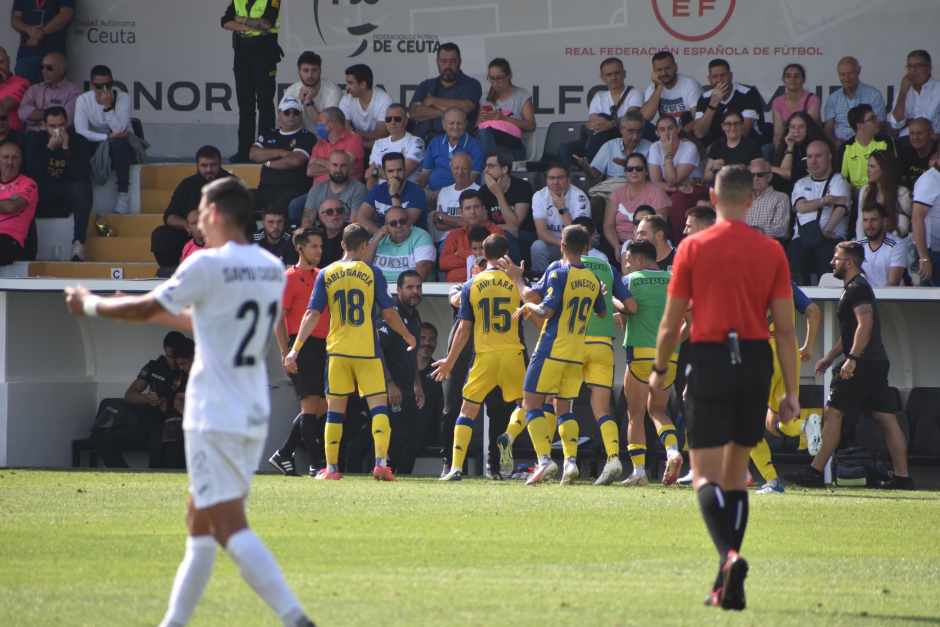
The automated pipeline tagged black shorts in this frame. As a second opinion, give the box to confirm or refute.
[289,336,326,399]
[685,340,773,449]
[828,359,898,416]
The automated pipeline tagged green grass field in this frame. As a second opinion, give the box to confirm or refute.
[1,470,939,627]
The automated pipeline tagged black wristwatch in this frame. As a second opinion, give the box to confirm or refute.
[557,207,568,214]
[846,354,860,361]
[652,365,668,376]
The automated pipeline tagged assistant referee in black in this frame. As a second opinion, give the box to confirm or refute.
[650,165,800,611]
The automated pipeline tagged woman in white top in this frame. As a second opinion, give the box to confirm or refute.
[648,115,702,192]
[477,58,535,162]
[857,150,912,240]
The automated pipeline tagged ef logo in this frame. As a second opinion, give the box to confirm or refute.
[651,0,736,42]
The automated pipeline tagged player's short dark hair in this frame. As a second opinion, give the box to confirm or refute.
[176,337,195,359]
[708,58,730,72]
[43,106,68,122]
[468,224,490,244]
[293,227,323,248]
[862,203,888,219]
[687,205,717,226]
[836,241,865,269]
[262,206,285,218]
[561,225,590,255]
[297,51,322,67]
[90,64,112,80]
[486,150,512,170]
[626,239,657,263]
[437,42,461,59]
[345,63,373,89]
[201,177,254,231]
[640,214,669,238]
[572,216,596,237]
[848,103,875,132]
[633,205,656,225]
[651,51,675,64]
[381,151,405,169]
[714,165,754,207]
[600,56,624,71]
[908,49,932,66]
[459,189,484,208]
[397,269,422,288]
[163,331,187,351]
[195,145,222,162]
[482,233,509,260]
[342,223,370,251]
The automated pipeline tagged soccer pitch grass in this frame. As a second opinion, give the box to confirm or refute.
[2,471,939,627]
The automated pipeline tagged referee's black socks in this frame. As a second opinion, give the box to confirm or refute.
[696,483,734,560]
[279,412,306,458]
[724,490,749,552]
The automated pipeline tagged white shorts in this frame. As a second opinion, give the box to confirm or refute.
[185,430,265,509]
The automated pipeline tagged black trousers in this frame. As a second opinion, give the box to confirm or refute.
[234,47,277,158]
[788,236,837,286]
[90,138,135,192]
[389,391,428,475]
[151,224,190,268]
[92,405,166,468]
[0,234,24,266]
[37,180,94,243]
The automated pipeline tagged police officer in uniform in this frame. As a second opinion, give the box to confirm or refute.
[221,0,283,162]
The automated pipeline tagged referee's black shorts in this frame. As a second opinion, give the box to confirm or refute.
[289,335,327,399]
[685,340,773,449]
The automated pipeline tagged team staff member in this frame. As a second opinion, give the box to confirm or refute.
[222,0,283,163]
[651,165,799,611]
[268,228,329,477]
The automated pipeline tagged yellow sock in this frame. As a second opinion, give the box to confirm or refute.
[656,424,679,452]
[506,407,526,443]
[543,404,557,443]
[558,414,579,459]
[750,438,778,482]
[371,409,391,461]
[779,416,804,437]
[526,411,552,458]
[324,411,344,466]
[598,416,620,458]
[627,444,646,472]
[452,417,474,470]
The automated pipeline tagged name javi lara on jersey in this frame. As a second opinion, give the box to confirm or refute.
[473,276,514,293]
[222,265,284,283]
[324,267,375,287]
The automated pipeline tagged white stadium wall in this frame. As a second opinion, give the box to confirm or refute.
[12,0,936,157]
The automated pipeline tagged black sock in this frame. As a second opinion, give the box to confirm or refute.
[696,482,734,561]
[724,490,749,553]
[299,413,324,463]
[279,413,304,457]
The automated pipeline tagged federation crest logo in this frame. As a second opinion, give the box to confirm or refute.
[651,0,736,42]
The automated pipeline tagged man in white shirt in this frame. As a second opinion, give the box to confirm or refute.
[64,177,315,627]
[366,103,424,188]
[339,63,392,149]
[858,204,907,287]
[640,51,703,131]
[889,50,940,137]
[531,163,590,272]
[430,152,479,246]
[73,65,135,213]
[788,140,852,285]
[912,162,940,285]
[282,50,342,133]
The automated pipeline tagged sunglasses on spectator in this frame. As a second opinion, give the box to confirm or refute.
[625,166,646,172]
[385,115,403,123]
[387,219,407,227]
[93,82,114,90]
[319,207,342,216]
[752,171,772,178]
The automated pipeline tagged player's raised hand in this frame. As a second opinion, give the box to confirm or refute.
[496,255,524,281]
[64,285,91,316]
[430,358,452,382]
[283,351,299,374]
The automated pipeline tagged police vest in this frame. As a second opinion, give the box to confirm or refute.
[234,0,279,37]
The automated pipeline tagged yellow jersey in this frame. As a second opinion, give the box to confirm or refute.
[309,260,392,358]
[458,268,523,354]
[532,261,606,363]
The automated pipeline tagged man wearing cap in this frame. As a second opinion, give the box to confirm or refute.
[249,96,317,216]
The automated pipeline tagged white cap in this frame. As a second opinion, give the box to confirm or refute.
[278,96,302,112]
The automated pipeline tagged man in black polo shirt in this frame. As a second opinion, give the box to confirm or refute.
[694,59,766,147]
[791,241,913,489]
[479,150,534,263]
[635,215,675,268]
[408,42,482,141]
[897,117,937,188]
[249,96,316,215]
[253,207,298,265]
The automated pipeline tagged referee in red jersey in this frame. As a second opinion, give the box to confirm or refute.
[649,166,800,611]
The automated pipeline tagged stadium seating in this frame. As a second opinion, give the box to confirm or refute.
[527,120,583,171]
[906,387,940,460]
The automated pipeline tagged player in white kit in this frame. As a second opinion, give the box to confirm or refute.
[65,178,316,627]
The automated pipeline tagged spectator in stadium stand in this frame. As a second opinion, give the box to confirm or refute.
[889,50,940,137]
[0,141,36,265]
[366,103,424,189]
[439,190,501,282]
[575,110,651,196]
[530,162,589,272]
[417,107,483,192]
[339,63,392,150]
[857,204,907,287]
[840,104,894,191]
[788,140,852,285]
[771,111,826,194]
[409,42,482,141]
[74,65,140,214]
[791,241,912,490]
[307,106,364,185]
[357,151,427,234]
[747,157,791,243]
[856,150,911,242]
[683,204,716,236]
[476,57,535,162]
[0,106,21,148]
[0,48,29,133]
[17,52,79,132]
[430,152,479,246]
[363,205,435,282]
[283,51,343,134]
[302,197,346,267]
[823,56,886,148]
[770,63,822,148]
[10,1,73,84]
[249,96,316,216]
[911,158,940,285]
[634,214,676,270]
[603,152,670,262]
[253,207,298,265]
[288,149,365,227]
[694,58,766,147]
[897,118,937,188]
[478,150,533,263]
[378,270,425,475]
[23,106,90,260]
[179,208,205,263]
[150,145,229,275]
[648,114,706,242]
[640,51,703,131]
[703,110,763,185]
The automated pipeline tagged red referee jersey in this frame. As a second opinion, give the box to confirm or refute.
[283,265,329,339]
[668,219,792,343]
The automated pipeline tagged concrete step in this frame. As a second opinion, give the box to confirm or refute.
[85,236,152,262]
[97,213,164,237]
[140,189,172,214]
[28,261,159,279]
